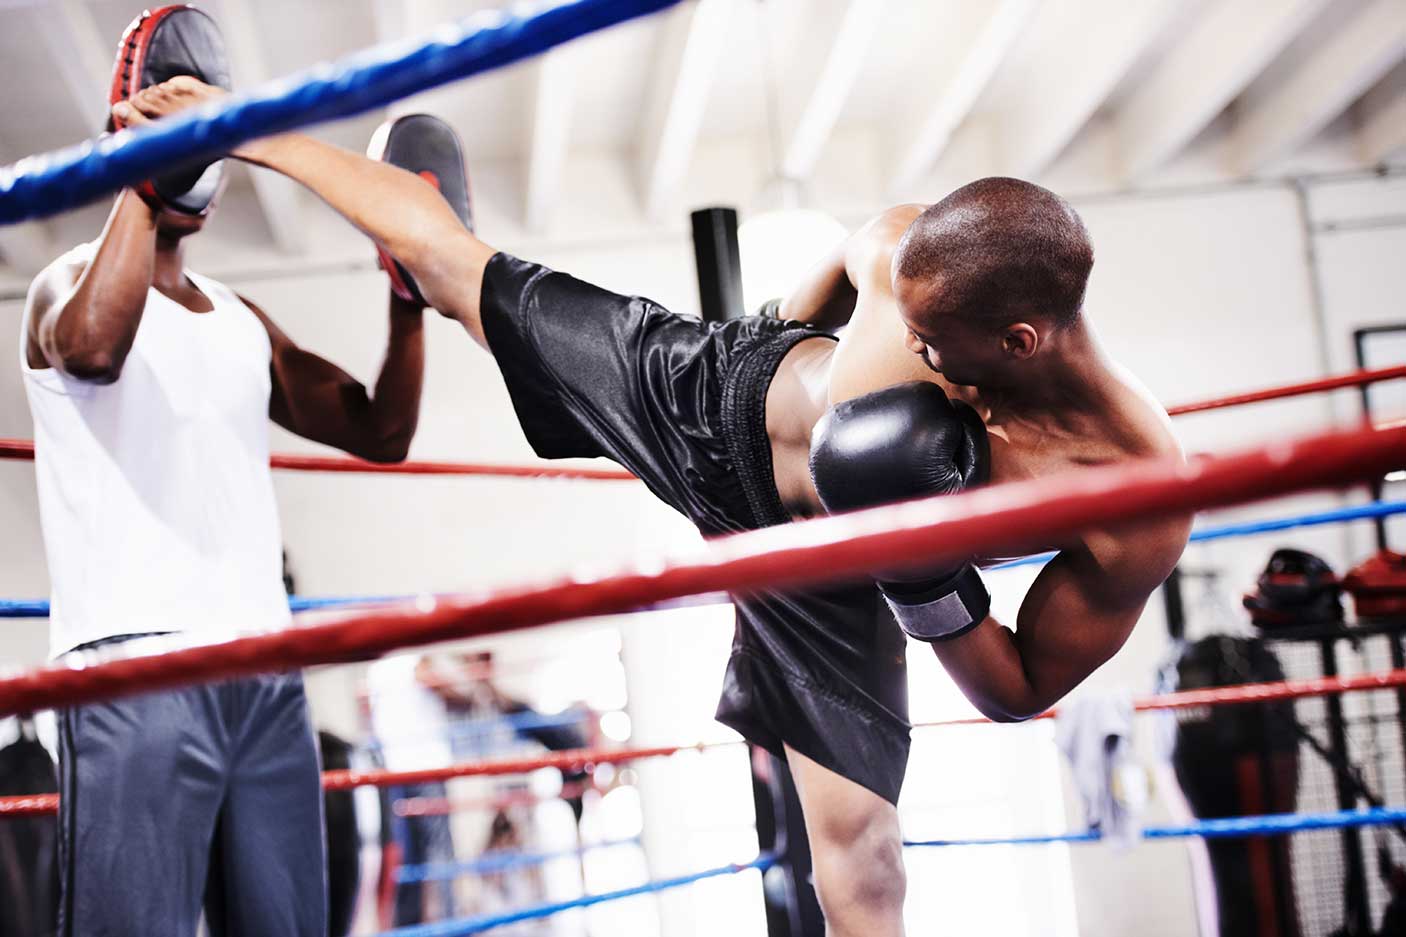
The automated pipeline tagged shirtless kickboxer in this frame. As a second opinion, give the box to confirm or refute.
[116,78,1190,937]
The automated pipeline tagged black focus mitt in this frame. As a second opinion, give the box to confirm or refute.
[108,5,232,216]
[366,114,474,306]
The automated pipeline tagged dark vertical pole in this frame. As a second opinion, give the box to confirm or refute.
[1321,637,1371,934]
[1390,633,1406,864]
[694,209,821,934]
[1354,328,1391,551]
[1161,567,1186,641]
[691,207,746,323]
[694,207,823,936]
[748,747,824,937]
[1352,327,1406,850]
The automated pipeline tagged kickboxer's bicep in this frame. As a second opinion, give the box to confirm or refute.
[1003,515,1191,705]
[927,552,1144,721]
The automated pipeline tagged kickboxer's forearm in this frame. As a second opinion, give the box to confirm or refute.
[933,556,1142,723]
[930,620,1048,723]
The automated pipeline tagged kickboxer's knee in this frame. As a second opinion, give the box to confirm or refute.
[811,816,906,915]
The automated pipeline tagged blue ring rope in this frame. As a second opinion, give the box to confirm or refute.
[397,836,640,884]
[0,594,405,618]
[376,806,1406,935]
[364,706,587,754]
[0,0,682,224]
[989,497,1406,571]
[381,853,776,937]
[0,590,733,620]
[903,805,1406,848]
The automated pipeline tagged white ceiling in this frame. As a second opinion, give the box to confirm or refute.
[1,0,1404,277]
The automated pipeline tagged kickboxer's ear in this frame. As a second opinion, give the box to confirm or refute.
[1002,323,1039,359]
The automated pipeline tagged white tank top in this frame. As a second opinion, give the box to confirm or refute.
[21,243,291,657]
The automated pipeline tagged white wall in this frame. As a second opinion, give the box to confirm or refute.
[2,142,1404,935]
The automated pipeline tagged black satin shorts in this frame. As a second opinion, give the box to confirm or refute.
[480,253,911,804]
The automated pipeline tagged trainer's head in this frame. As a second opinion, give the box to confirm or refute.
[152,186,224,239]
[891,177,1093,387]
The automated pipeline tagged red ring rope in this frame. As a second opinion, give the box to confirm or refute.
[0,438,636,481]
[0,744,701,817]
[8,666,1406,817]
[394,779,594,818]
[917,664,1406,727]
[320,744,691,791]
[0,794,58,818]
[0,420,1401,718]
[0,365,1399,480]
[1166,364,1406,416]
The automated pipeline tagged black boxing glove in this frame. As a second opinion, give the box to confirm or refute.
[809,381,991,642]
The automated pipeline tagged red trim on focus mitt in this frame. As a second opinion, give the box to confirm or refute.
[109,5,232,216]
[367,114,474,306]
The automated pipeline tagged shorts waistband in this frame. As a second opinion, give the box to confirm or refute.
[720,325,833,530]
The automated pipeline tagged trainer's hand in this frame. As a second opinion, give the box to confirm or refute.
[112,75,225,126]
[112,77,280,161]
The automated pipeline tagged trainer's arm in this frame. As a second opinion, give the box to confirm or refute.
[242,292,425,463]
[932,525,1188,722]
[27,191,158,381]
[115,80,496,339]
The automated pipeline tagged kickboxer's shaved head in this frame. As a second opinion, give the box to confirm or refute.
[894,177,1093,330]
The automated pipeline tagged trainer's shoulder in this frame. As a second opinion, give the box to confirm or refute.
[33,239,93,282]
[25,242,94,325]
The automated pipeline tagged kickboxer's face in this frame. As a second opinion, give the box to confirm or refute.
[893,274,1002,387]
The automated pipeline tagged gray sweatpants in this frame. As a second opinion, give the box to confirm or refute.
[57,642,326,937]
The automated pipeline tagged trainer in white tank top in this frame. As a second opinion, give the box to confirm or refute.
[20,242,291,657]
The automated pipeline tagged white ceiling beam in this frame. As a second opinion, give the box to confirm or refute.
[370,0,410,40]
[370,0,414,96]
[1358,64,1406,164]
[1117,0,1330,180]
[524,50,576,233]
[888,0,1037,195]
[996,0,1183,179]
[0,0,85,277]
[1232,0,1406,173]
[778,0,886,181]
[31,0,111,133]
[218,0,307,252]
[635,0,738,221]
[0,223,56,278]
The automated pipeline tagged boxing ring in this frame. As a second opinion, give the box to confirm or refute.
[3,0,1406,934]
